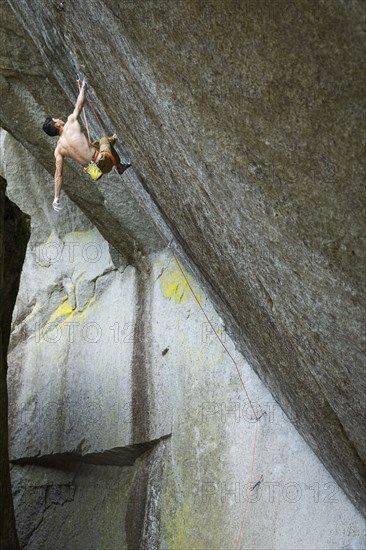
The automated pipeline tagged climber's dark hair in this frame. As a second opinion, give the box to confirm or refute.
[42,117,59,137]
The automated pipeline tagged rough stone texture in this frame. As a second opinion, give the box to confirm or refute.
[10,463,135,550]
[0,176,30,549]
[1,134,365,548]
[0,0,364,517]
[0,0,365,547]
[0,133,171,463]
[126,440,168,549]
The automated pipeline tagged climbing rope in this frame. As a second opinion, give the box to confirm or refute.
[72,59,108,142]
[119,173,261,549]
[71,61,261,548]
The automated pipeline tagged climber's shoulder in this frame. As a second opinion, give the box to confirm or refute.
[59,115,82,141]
[66,113,77,123]
[54,143,64,161]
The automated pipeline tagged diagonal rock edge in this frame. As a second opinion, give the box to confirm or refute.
[10,434,171,468]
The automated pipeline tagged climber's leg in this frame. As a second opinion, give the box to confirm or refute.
[98,136,117,155]
[104,139,130,174]
[100,135,117,147]
[96,136,131,175]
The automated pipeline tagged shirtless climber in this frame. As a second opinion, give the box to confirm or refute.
[42,79,131,211]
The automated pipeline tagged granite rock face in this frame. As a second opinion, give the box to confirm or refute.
[1,131,365,549]
[0,0,365,547]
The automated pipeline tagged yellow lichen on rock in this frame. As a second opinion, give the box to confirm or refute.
[46,297,74,326]
[159,262,202,305]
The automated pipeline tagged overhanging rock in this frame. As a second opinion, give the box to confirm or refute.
[1,0,365,528]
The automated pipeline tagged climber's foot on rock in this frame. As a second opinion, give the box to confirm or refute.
[116,162,131,175]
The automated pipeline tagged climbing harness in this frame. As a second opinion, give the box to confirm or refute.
[100,150,118,166]
[83,150,118,181]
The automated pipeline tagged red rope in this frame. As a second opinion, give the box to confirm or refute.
[173,255,259,420]
[234,420,259,550]
[121,174,261,547]
[75,77,260,547]
[86,95,107,135]
[76,79,112,139]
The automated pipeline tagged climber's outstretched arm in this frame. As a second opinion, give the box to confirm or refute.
[71,79,87,120]
[53,152,64,211]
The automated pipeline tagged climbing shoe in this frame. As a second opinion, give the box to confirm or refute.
[117,162,131,175]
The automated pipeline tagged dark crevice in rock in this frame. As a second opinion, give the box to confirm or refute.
[131,266,153,443]
[10,434,171,469]
[0,177,30,550]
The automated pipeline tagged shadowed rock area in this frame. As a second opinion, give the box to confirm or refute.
[12,434,171,468]
[0,177,30,549]
[0,0,365,546]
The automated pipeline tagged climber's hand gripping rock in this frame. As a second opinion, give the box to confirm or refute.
[52,197,61,212]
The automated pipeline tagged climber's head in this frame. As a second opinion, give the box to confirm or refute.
[42,117,64,137]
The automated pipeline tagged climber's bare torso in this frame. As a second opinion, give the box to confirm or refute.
[47,80,97,211]
[54,115,95,166]
[48,79,131,212]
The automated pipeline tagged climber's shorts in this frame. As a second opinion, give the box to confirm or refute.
[93,136,120,174]
[95,151,118,174]
[84,136,120,181]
